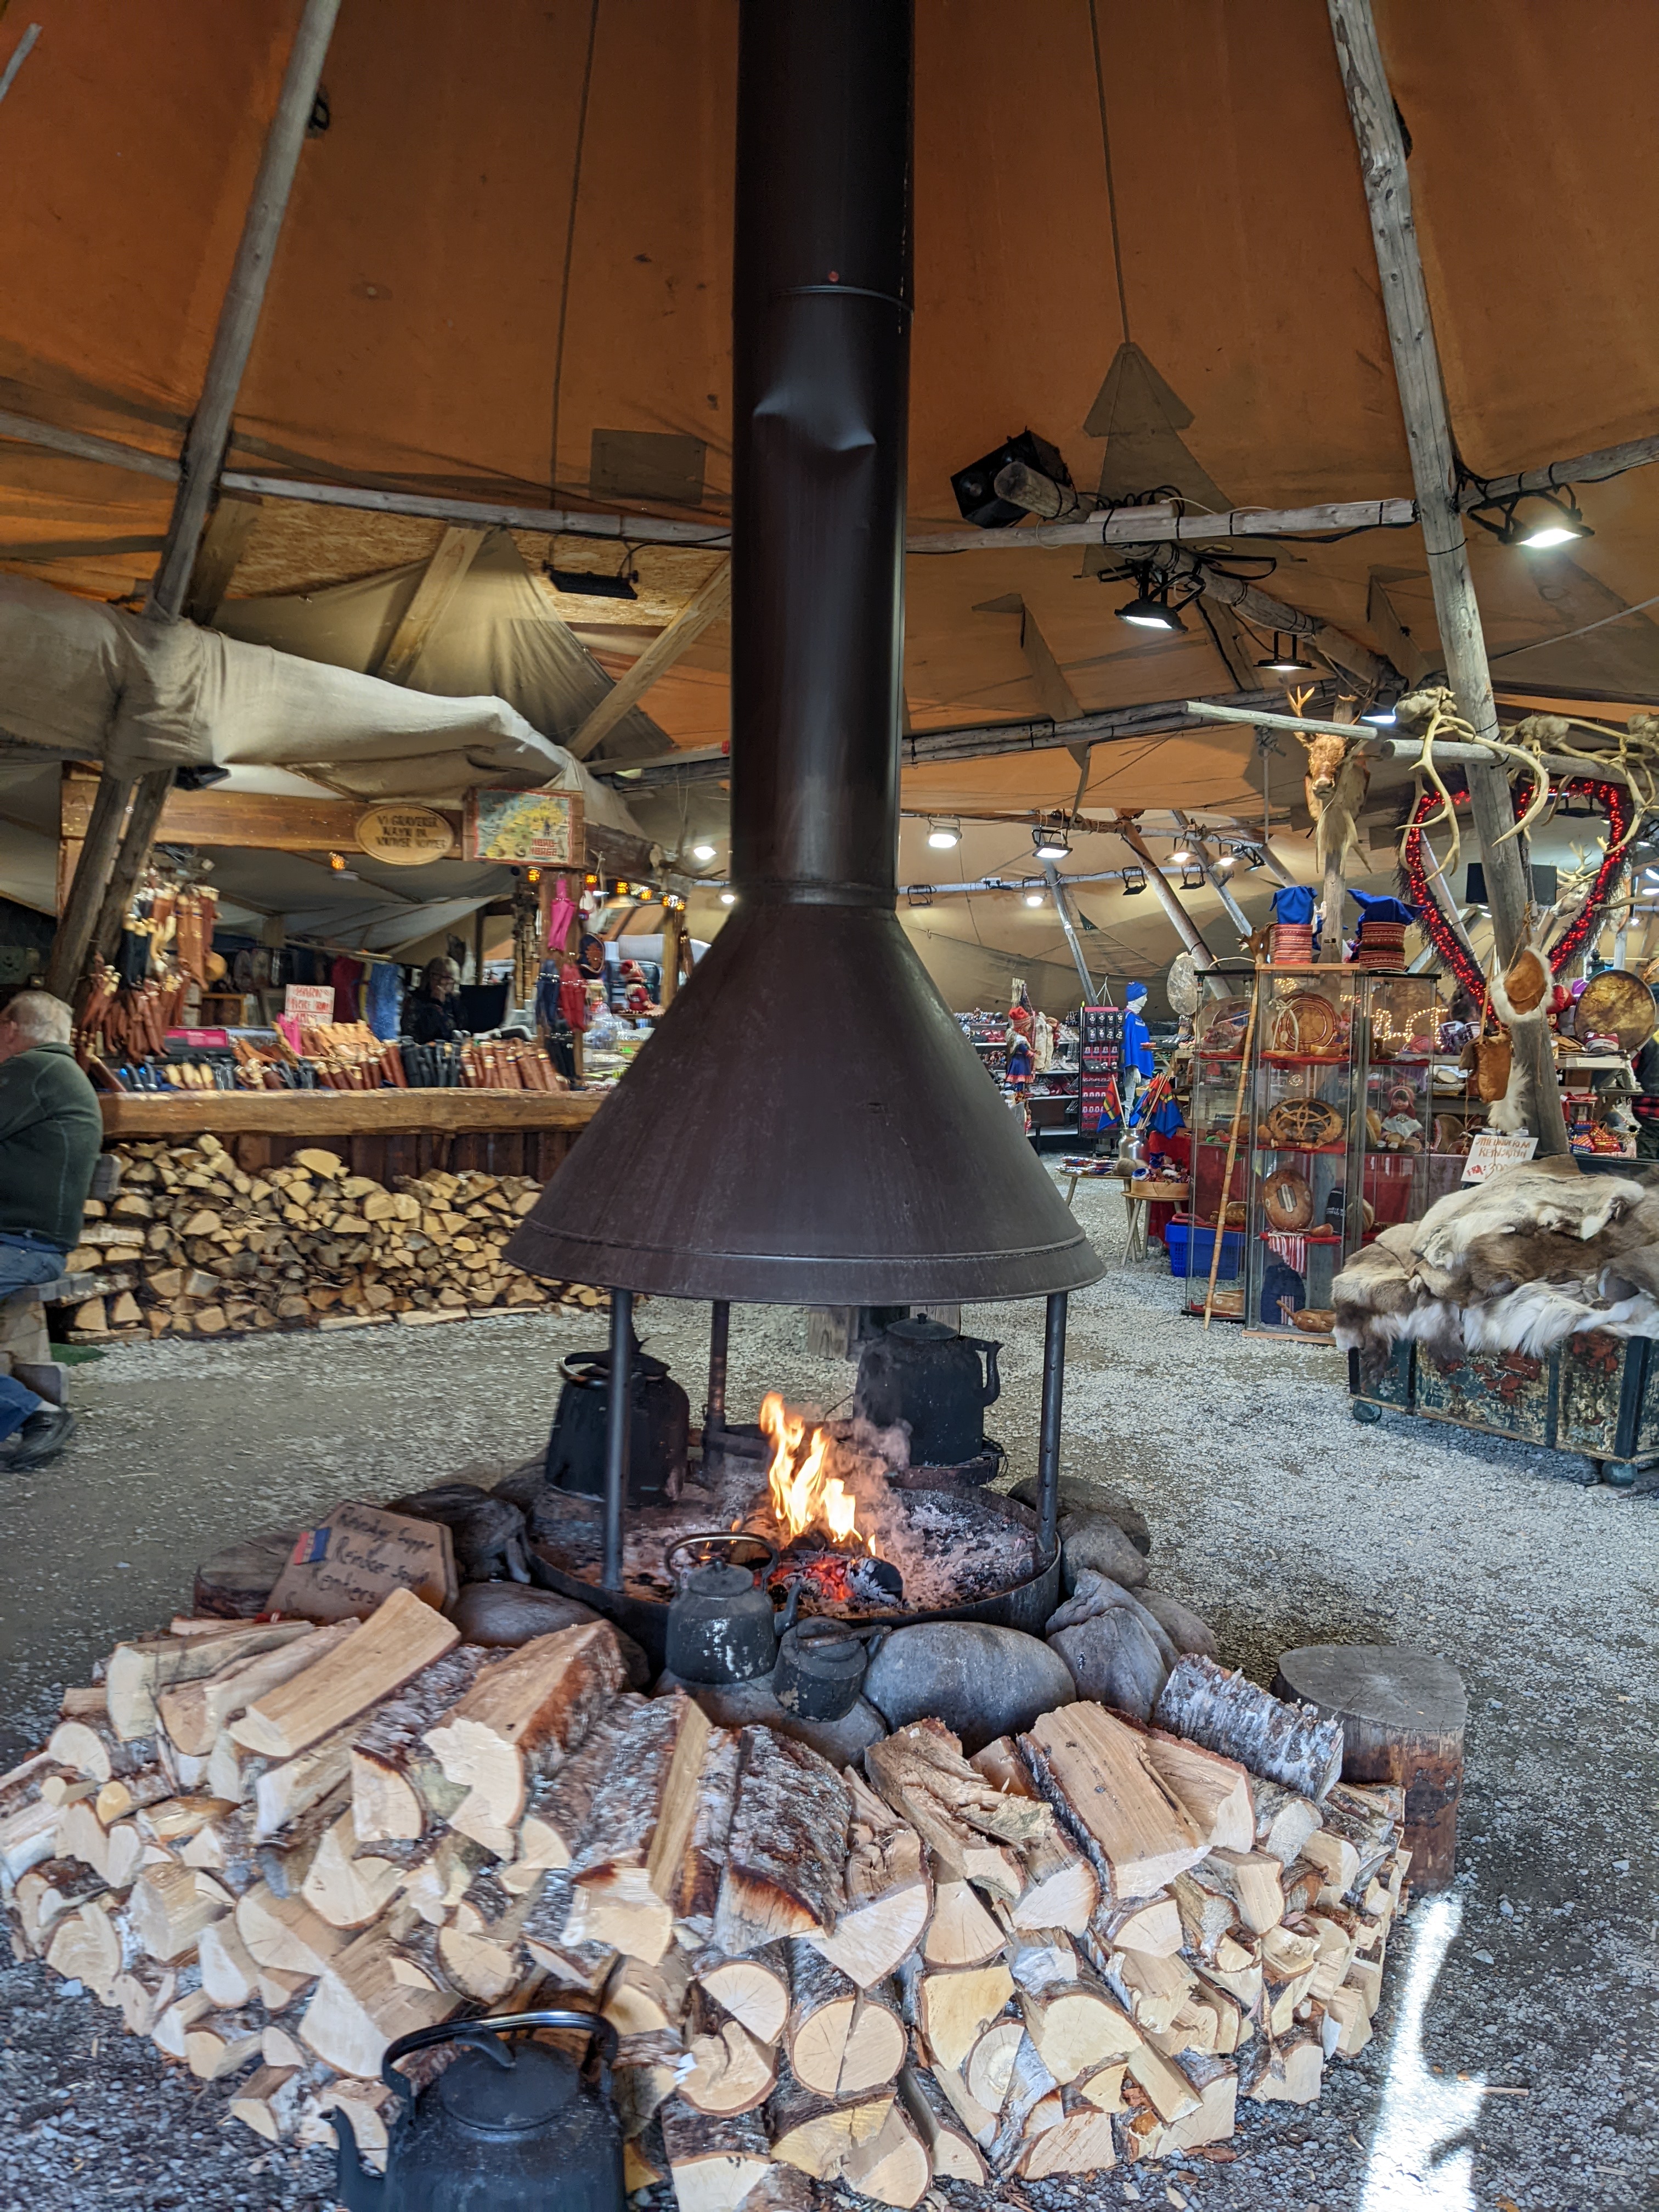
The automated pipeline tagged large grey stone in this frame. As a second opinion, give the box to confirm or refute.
[1009,1476,1152,1555]
[448,1583,651,1688]
[862,1623,1075,1753]
[1047,1610,1169,1720]
[1060,1511,1150,1593]
[1046,1568,1178,1671]
[1138,1587,1218,1660]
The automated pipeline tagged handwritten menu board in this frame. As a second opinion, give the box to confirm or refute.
[266,1501,456,1623]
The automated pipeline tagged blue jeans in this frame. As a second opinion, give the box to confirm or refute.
[0,1234,65,1441]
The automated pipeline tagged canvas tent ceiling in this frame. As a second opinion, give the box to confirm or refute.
[1,0,1656,977]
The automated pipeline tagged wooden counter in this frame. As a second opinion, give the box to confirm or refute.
[99,1086,607,1181]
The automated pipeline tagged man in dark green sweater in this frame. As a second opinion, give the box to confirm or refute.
[0,990,102,1467]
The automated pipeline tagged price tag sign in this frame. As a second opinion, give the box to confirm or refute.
[1461,1131,1539,1183]
[284,984,336,1029]
[266,1502,456,1622]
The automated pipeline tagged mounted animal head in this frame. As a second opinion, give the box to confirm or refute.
[1304,731,1355,806]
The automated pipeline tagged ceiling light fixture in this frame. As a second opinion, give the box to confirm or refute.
[544,562,639,600]
[1122,866,1148,896]
[1466,481,1594,551]
[1181,867,1207,890]
[1257,631,1314,675]
[691,842,717,862]
[927,820,961,849]
[1361,691,1400,726]
[1024,891,1046,907]
[1171,847,1196,866]
[1116,582,1186,632]
[719,890,737,905]
[1032,826,1071,860]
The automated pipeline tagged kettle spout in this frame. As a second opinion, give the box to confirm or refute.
[331,2111,386,2212]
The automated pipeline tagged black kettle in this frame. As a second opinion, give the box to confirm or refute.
[546,1338,689,1506]
[664,1532,779,1686]
[333,2010,623,2212]
[855,1316,1001,1468]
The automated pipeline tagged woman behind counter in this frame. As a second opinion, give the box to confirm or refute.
[402,956,463,1045]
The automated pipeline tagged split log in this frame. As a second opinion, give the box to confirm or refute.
[15,1858,106,1954]
[347,1645,498,1843]
[842,2098,929,2207]
[185,2009,264,2080]
[251,1722,363,1842]
[962,2016,1025,2114]
[765,2060,894,2180]
[1154,1656,1344,1802]
[921,1878,1005,1968]
[1018,1977,1141,2083]
[1198,1844,1284,1933]
[913,1962,1015,2072]
[1254,1781,1324,1866]
[298,1920,460,2076]
[1017,2092,1119,2179]
[236,1883,351,1980]
[1126,2040,1200,2123]
[1109,1944,1197,2034]
[44,1718,155,1784]
[421,1621,625,1837]
[1020,1707,1206,1901]
[1273,1644,1465,1892]
[129,1861,228,1962]
[1239,2025,1323,2104]
[681,2013,781,2117]
[673,1726,741,1940]
[156,1621,357,1756]
[713,1726,849,1955]
[152,1987,215,2060]
[45,1898,126,1999]
[106,1620,317,1740]
[784,1940,905,2098]
[1094,1891,1181,1959]
[866,1720,1047,1900]
[199,1916,263,2009]
[805,1769,928,1988]
[966,1733,1103,1932]
[695,1944,789,2045]
[658,2096,774,2212]
[1143,1732,1256,1853]
[895,2063,987,2183]
[229,1589,459,1759]
[0,1794,60,1883]
[984,2029,1058,2173]
[565,1692,712,1963]
[603,1950,692,2036]
[114,1960,179,2036]
[300,1813,404,1929]
[229,2064,304,2143]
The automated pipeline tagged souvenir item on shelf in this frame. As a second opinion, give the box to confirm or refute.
[1266,1096,1345,1148]
[1262,1167,1314,1231]
[1293,1307,1337,1333]
[1198,997,1252,1055]
[1269,990,1341,1056]
[1502,943,1550,1015]
[1573,967,1657,1053]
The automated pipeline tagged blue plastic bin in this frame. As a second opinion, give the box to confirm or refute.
[1166,1216,1243,1281]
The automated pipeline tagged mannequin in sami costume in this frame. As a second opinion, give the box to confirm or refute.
[1142,1094,1189,1250]
[618,959,653,1019]
[1122,979,1155,1113]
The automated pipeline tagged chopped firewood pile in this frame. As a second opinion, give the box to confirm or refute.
[61,1135,606,1341]
[0,1595,1409,2196]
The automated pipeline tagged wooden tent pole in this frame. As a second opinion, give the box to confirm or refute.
[1115,819,1227,996]
[1327,0,1569,1157]
[50,0,340,1003]
[1203,978,1259,1329]
[44,772,132,999]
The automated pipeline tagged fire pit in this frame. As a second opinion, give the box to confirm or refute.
[516,1377,1062,1671]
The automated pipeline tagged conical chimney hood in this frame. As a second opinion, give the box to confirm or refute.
[509,0,1102,1308]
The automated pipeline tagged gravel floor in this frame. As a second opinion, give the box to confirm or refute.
[2,1173,1655,2210]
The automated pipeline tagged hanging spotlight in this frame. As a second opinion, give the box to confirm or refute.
[719,891,737,906]
[1214,851,1237,870]
[1121,866,1148,896]
[1466,482,1593,550]
[1256,631,1315,675]
[1171,847,1196,865]
[1024,890,1046,907]
[1361,690,1400,726]
[1032,825,1071,860]
[1116,579,1186,632]
[927,820,962,850]
[691,842,717,862]
[1180,867,1206,891]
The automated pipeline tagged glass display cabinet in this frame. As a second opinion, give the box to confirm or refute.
[1176,978,1255,1319]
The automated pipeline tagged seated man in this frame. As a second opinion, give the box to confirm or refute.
[0,991,103,1467]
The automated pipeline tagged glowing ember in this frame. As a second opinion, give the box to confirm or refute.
[760,1391,869,1549]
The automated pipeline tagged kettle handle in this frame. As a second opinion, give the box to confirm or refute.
[381,2008,619,2109]
[962,1335,1002,1409]
[665,1529,778,1587]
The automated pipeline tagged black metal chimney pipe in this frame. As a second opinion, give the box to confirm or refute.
[507,0,1100,1307]
[730,0,910,906]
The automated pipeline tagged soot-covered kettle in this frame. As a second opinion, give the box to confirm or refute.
[855,1316,1002,1467]
[664,1531,778,1686]
[332,2010,623,2212]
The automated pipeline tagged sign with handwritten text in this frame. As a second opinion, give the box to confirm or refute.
[266,1500,456,1622]
[1460,1132,1539,1184]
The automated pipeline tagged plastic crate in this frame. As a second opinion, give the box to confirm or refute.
[1166,1215,1243,1281]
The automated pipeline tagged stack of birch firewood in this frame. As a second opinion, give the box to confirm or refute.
[62,1136,605,1340]
[0,1594,1408,2198]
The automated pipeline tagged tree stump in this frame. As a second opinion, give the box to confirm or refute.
[1271,1645,1466,1892]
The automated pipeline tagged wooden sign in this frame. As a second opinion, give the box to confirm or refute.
[266,1501,456,1622]
[465,786,584,866]
[284,983,336,1028]
[356,803,456,866]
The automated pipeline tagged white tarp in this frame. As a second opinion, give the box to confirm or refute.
[0,573,647,838]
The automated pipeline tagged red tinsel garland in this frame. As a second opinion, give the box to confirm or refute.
[1397,777,1634,1000]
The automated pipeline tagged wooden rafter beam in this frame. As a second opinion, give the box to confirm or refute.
[372,526,487,684]
[563,558,731,760]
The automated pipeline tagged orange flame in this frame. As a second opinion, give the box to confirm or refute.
[760,1391,866,1549]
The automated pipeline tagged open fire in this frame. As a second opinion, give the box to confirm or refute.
[760,1390,873,1552]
